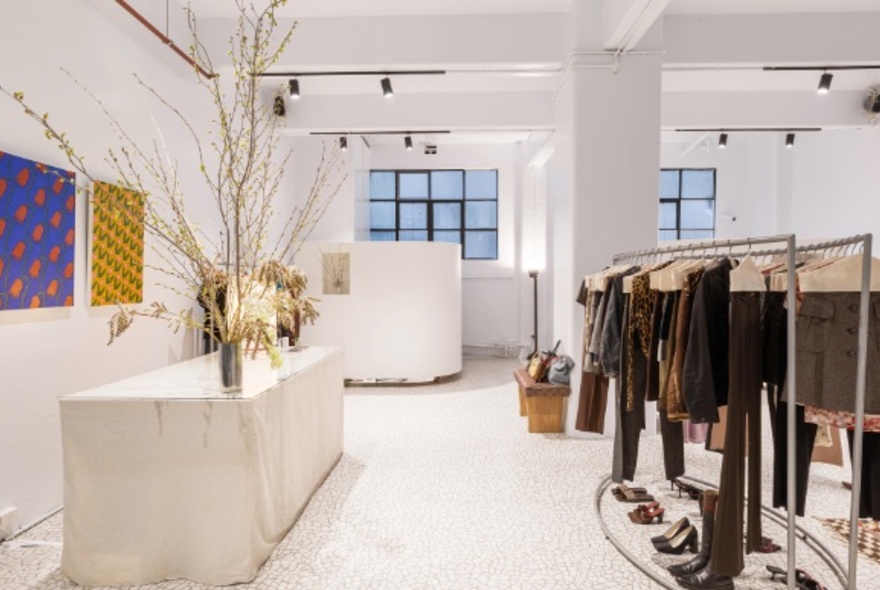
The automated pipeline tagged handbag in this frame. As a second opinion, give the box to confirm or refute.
[526,340,562,382]
[548,355,575,385]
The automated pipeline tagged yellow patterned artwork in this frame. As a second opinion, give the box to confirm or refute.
[90,181,144,306]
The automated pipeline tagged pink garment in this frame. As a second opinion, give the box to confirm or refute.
[804,405,880,433]
[683,420,709,443]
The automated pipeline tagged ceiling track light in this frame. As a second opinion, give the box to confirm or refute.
[381,76,393,98]
[289,78,300,100]
[817,72,833,95]
[718,133,728,149]
[340,136,348,151]
[404,136,413,150]
[785,133,796,149]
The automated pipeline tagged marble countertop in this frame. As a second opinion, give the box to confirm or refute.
[61,345,342,401]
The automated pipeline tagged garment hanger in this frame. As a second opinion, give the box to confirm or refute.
[623,260,668,293]
[730,252,767,292]
[800,250,880,292]
[669,258,706,290]
[652,257,691,291]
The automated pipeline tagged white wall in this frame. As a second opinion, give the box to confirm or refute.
[661,128,880,244]
[368,142,528,353]
[0,0,212,531]
[787,128,880,240]
[660,133,779,240]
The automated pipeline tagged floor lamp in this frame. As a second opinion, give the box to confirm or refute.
[528,269,539,357]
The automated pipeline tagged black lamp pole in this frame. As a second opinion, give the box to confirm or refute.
[528,270,539,356]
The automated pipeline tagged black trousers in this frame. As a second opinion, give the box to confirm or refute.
[613,302,645,483]
[848,430,880,520]
[659,409,685,481]
[771,385,817,517]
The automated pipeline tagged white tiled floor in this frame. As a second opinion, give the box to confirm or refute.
[1,356,876,589]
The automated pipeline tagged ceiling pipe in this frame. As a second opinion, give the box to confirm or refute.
[115,0,215,79]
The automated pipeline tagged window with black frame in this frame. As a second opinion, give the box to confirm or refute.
[659,168,716,241]
[369,169,498,260]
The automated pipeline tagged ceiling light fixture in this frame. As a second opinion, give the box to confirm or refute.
[785,133,795,149]
[289,78,300,100]
[817,72,833,94]
[340,137,348,151]
[718,133,728,149]
[381,76,393,98]
[404,136,413,150]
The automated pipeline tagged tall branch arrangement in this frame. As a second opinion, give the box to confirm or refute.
[0,0,345,366]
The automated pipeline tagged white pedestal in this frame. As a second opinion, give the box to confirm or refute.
[59,346,344,586]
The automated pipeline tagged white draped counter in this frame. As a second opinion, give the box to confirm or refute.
[59,346,344,586]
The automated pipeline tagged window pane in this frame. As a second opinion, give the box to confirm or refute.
[679,230,715,240]
[400,203,427,229]
[659,230,678,242]
[465,170,497,200]
[433,203,461,229]
[464,231,497,259]
[434,230,461,244]
[370,171,395,200]
[370,231,396,242]
[659,202,677,230]
[680,199,714,230]
[465,202,497,229]
[660,170,680,199]
[681,170,714,199]
[400,172,428,199]
[370,202,396,230]
[399,230,428,241]
[431,171,463,200]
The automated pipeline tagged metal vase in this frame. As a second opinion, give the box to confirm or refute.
[220,342,243,392]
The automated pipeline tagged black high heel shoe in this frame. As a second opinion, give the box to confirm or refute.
[767,565,827,590]
[651,516,690,548]
[656,524,699,555]
[672,479,703,500]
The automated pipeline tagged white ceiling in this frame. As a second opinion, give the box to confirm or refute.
[666,0,880,14]
[270,70,558,95]
[182,0,571,18]
[663,68,880,93]
[184,0,880,18]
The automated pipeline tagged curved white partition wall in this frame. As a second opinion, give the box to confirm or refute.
[296,242,463,381]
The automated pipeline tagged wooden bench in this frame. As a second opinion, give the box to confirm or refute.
[513,368,572,433]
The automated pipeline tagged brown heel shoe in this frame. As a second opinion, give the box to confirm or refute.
[629,506,664,524]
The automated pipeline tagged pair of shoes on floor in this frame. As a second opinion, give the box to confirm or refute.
[628,503,664,524]
[612,483,654,503]
[653,517,698,555]
[767,565,827,590]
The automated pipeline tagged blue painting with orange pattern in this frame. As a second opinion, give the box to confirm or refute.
[0,150,75,310]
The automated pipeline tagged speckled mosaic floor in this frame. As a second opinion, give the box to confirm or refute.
[2,357,877,589]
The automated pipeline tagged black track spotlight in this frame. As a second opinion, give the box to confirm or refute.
[404,135,413,150]
[817,72,833,94]
[340,136,348,151]
[289,78,300,100]
[718,133,728,149]
[381,76,393,98]
[785,133,796,149]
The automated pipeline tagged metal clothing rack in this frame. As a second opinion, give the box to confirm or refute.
[604,232,873,590]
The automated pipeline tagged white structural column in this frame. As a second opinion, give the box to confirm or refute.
[549,0,662,436]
